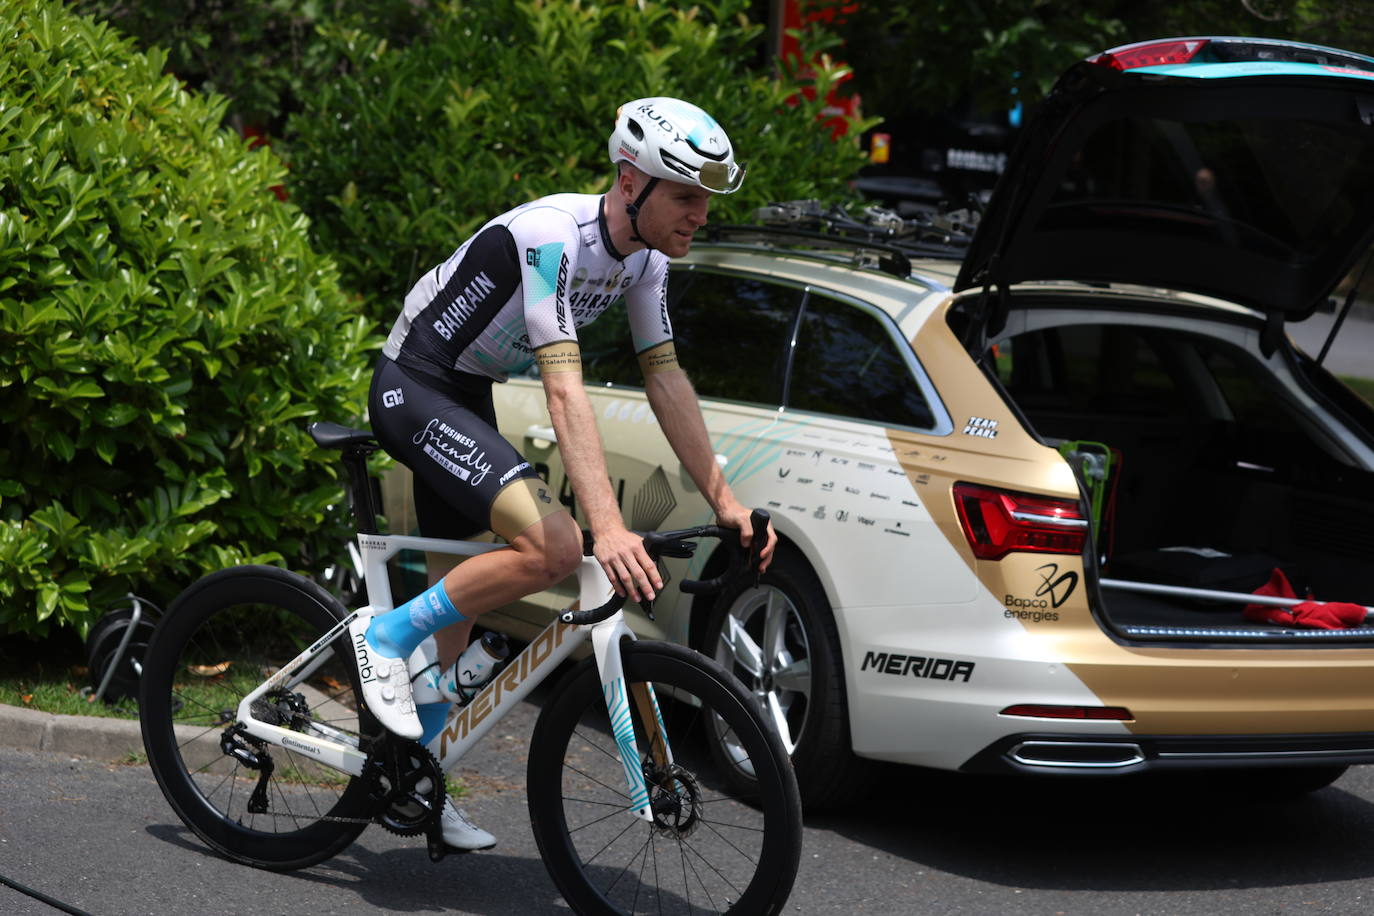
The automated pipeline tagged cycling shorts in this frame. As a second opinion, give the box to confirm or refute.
[369,356,562,542]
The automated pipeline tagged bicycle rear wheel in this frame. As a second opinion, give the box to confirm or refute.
[138,565,379,871]
[527,641,803,915]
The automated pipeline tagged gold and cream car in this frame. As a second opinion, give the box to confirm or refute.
[482,38,1374,807]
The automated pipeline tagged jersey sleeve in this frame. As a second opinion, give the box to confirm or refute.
[509,207,582,351]
[624,251,672,354]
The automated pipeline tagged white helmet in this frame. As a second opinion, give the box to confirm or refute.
[609,97,745,194]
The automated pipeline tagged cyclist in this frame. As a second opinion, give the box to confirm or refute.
[354,97,777,850]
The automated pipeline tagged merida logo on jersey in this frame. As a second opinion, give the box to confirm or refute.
[432,271,498,342]
[555,254,570,335]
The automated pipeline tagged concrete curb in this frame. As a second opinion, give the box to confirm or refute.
[0,703,143,762]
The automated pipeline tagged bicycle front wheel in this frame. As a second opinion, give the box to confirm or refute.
[527,641,803,915]
[138,565,379,871]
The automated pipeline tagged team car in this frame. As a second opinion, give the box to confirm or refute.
[461,37,1374,807]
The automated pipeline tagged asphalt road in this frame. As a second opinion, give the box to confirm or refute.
[6,695,1374,916]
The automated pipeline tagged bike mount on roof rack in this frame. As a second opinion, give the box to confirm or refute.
[700,199,977,278]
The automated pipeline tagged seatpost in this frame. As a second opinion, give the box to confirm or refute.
[341,444,381,535]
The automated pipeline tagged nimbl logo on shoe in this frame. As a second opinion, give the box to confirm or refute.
[353,630,376,683]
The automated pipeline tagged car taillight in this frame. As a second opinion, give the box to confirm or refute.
[1090,38,1209,71]
[953,483,1088,561]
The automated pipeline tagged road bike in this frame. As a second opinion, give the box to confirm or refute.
[138,421,803,915]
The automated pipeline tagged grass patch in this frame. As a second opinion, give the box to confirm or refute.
[0,630,140,719]
[1341,375,1374,405]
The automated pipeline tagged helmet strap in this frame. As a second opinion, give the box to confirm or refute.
[625,177,660,248]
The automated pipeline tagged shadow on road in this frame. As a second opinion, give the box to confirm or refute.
[145,821,571,915]
[806,765,1374,892]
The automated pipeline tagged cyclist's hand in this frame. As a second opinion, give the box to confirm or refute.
[715,502,776,573]
[593,524,663,603]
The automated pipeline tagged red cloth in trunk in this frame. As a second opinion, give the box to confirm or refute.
[1243,568,1367,629]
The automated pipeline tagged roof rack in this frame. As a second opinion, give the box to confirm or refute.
[700,200,977,278]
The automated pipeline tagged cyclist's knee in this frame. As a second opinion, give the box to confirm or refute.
[514,513,581,585]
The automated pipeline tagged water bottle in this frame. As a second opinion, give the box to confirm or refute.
[453,631,509,700]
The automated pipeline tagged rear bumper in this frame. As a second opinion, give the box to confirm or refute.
[962,731,1374,776]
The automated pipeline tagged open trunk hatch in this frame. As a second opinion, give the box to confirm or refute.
[956,39,1374,337]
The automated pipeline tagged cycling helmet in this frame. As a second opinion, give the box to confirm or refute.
[609,97,745,194]
[609,98,744,248]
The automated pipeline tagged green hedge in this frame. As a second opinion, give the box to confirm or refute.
[285,0,876,325]
[0,1,379,636]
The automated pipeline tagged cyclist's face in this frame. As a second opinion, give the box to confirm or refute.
[639,181,712,257]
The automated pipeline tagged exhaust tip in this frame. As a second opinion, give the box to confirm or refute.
[1010,740,1145,769]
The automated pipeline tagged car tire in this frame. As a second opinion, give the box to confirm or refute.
[702,545,876,810]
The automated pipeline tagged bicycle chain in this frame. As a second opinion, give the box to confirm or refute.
[222,735,442,829]
[365,736,446,837]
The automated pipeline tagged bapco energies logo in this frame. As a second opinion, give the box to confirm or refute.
[1034,562,1079,608]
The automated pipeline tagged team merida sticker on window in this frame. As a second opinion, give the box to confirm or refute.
[963,416,999,438]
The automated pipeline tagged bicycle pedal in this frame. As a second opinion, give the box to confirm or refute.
[425,837,475,862]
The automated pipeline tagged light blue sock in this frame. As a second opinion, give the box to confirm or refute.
[366,581,467,659]
[417,701,452,747]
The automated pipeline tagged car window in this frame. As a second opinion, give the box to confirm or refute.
[1051,115,1374,260]
[577,297,639,387]
[787,293,937,429]
[1197,341,1307,437]
[577,271,802,406]
[669,270,798,405]
[994,325,1188,418]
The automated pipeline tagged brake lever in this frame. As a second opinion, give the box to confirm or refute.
[567,510,770,626]
[748,509,769,587]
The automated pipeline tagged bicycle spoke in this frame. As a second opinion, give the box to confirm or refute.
[141,568,376,869]
[531,644,800,915]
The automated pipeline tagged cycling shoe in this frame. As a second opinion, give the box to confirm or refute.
[349,614,422,740]
[441,797,496,851]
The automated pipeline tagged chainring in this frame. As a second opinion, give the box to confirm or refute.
[363,737,446,837]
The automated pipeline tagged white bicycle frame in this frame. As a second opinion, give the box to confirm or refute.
[233,530,669,822]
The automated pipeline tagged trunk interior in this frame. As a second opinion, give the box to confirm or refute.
[984,306,1374,644]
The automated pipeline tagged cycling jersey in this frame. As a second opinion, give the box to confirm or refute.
[383,193,672,384]
[373,193,672,541]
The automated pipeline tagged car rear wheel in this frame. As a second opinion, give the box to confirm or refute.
[702,545,876,809]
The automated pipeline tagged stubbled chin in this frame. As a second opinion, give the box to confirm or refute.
[666,233,694,256]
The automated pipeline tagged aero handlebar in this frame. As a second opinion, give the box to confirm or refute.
[559,509,771,627]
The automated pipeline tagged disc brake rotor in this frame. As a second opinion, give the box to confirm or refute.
[647,763,702,838]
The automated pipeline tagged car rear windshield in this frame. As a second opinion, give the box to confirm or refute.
[1046,113,1374,261]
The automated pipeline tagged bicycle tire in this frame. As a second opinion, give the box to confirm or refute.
[527,641,803,915]
[138,565,379,871]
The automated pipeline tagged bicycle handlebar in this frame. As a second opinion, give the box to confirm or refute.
[559,509,770,627]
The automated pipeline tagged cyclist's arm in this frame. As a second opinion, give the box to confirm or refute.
[540,358,664,602]
[644,368,776,571]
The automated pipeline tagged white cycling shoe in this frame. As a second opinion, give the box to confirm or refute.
[440,797,496,851]
[348,615,422,740]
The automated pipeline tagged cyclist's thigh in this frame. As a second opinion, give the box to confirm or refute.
[371,358,559,541]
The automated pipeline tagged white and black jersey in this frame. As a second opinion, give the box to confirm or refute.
[383,193,672,386]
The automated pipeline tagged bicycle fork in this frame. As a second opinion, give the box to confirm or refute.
[591,619,673,823]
